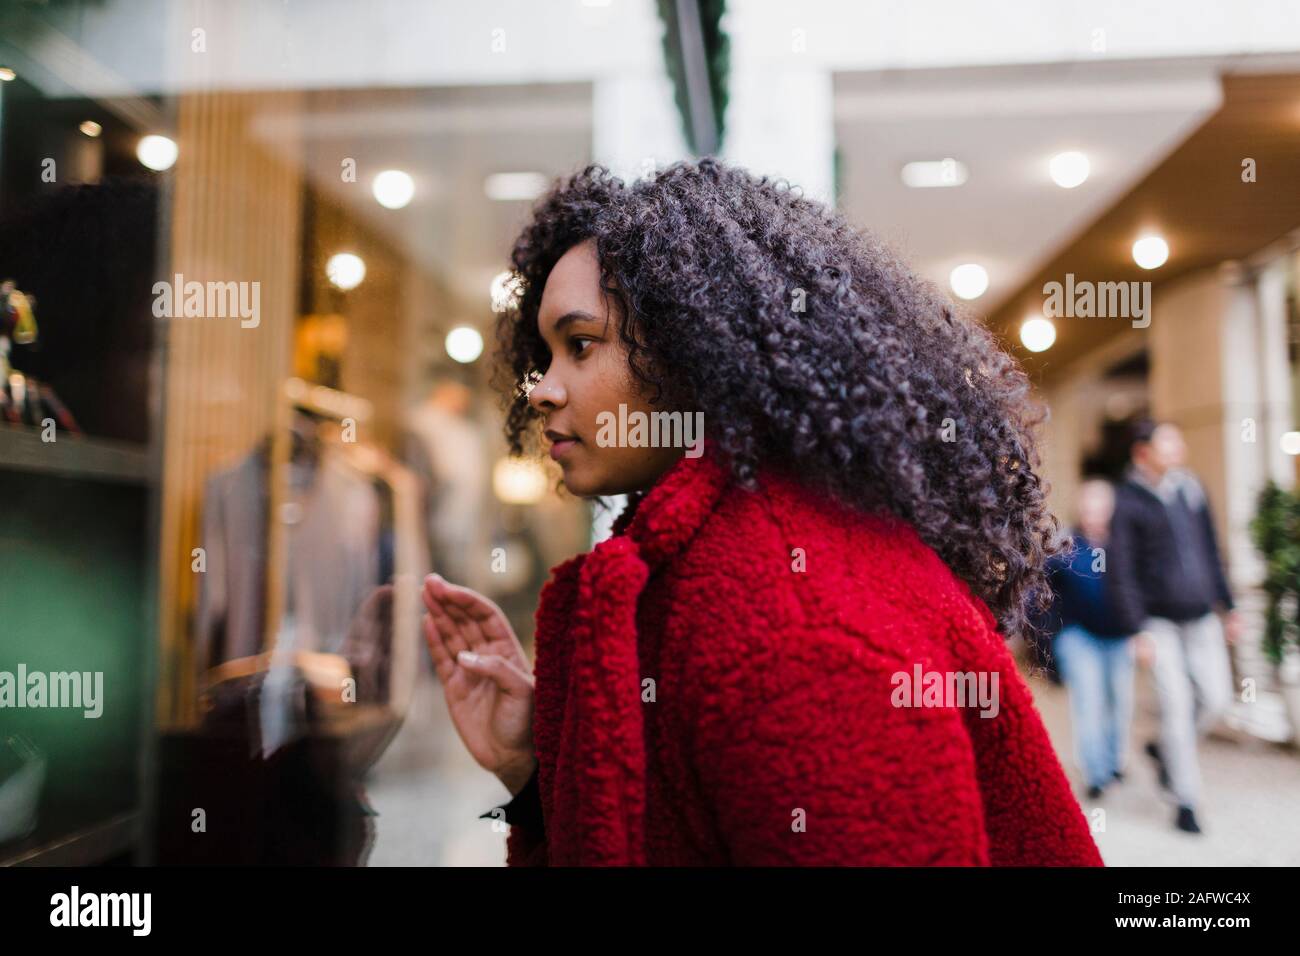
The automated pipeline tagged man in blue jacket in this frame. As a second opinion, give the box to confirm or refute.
[1107,419,1241,834]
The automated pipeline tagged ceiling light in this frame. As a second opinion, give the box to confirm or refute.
[1020,317,1056,352]
[372,169,415,209]
[79,120,103,138]
[326,252,366,290]
[949,263,989,300]
[1049,151,1090,188]
[137,134,178,171]
[901,159,968,188]
[0,68,15,82]
[1281,432,1300,456]
[1132,235,1169,270]
[445,325,484,364]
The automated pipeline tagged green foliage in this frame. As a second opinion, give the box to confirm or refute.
[1249,481,1300,667]
[656,0,730,155]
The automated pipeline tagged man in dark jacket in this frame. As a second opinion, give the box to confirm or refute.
[1107,419,1240,834]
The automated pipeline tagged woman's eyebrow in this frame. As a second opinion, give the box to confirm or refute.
[551,310,600,333]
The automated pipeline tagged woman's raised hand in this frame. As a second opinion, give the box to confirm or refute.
[422,573,536,795]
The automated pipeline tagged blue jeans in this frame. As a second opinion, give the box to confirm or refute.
[1053,625,1136,790]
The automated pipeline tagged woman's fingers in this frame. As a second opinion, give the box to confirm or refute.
[455,651,533,695]
[423,581,474,659]
[422,612,458,682]
[423,574,514,649]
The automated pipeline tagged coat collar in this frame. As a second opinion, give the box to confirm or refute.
[531,439,732,865]
[610,438,733,567]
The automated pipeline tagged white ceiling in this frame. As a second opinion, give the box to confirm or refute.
[292,58,1231,336]
[251,83,594,327]
[832,58,1228,318]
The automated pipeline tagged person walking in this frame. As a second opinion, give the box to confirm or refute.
[1047,479,1135,802]
[1108,420,1241,834]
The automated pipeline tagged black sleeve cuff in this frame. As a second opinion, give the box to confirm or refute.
[479,764,543,832]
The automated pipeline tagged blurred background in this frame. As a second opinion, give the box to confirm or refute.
[1,0,1299,867]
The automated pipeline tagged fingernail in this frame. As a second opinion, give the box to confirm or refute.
[458,651,479,665]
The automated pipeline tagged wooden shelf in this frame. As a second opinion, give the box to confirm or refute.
[0,428,152,484]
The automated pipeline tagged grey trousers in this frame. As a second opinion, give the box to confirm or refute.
[1145,612,1233,808]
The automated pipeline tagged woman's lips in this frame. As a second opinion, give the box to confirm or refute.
[549,437,579,461]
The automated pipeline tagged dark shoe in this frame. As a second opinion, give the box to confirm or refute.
[1085,785,1105,800]
[1145,741,1171,791]
[1175,805,1202,834]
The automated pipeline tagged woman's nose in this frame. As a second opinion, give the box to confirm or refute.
[528,370,565,412]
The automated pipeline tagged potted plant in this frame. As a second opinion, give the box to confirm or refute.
[1248,481,1300,746]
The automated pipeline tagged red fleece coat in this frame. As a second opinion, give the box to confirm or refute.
[506,445,1104,866]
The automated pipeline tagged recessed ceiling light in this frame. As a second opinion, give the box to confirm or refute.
[79,120,103,138]
[137,134,178,171]
[901,159,968,188]
[445,325,484,364]
[1049,151,1090,188]
[1020,317,1056,352]
[0,68,15,82]
[1132,235,1169,270]
[326,252,366,290]
[484,172,549,201]
[949,263,989,300]
[372,169,415,209]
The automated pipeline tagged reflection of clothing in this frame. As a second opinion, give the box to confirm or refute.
[405,401,486,586]
[279,449,380,656]
[500,443,1103,866]
[1146,612,1233,807]
[1108,467,1234,634]
[195,443,380,675]
[158,680,379,865]
[1054,625,1135,790]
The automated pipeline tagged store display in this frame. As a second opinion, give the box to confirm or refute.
[0,280,81,434]
[154,379,424,864]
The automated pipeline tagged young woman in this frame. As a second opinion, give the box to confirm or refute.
[422,158,1104,866]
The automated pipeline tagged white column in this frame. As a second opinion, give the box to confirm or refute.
[1148,266,1257,593]
[592,71,689,184]
[722,67,835,205]
[1256,256,1296,490]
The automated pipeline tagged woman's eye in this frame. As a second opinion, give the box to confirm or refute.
[571,336,595,357]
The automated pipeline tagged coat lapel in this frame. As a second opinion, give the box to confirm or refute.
[532,442,731,865]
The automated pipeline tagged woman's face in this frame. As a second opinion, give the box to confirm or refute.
[527,240,684,497]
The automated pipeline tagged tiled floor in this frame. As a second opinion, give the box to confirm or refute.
[1030,662,1300,866]
[364,657,510,866]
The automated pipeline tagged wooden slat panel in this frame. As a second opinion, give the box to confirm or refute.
[155,89,303,728]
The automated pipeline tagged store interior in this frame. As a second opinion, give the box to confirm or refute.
[0,56,597,866]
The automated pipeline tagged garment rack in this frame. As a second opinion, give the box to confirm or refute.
[262,378,374,651]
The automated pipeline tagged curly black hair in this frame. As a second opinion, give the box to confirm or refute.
[494,157,1062,638]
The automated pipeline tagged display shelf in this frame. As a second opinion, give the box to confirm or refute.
[0,428,152,484]
[1,810,139,867]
